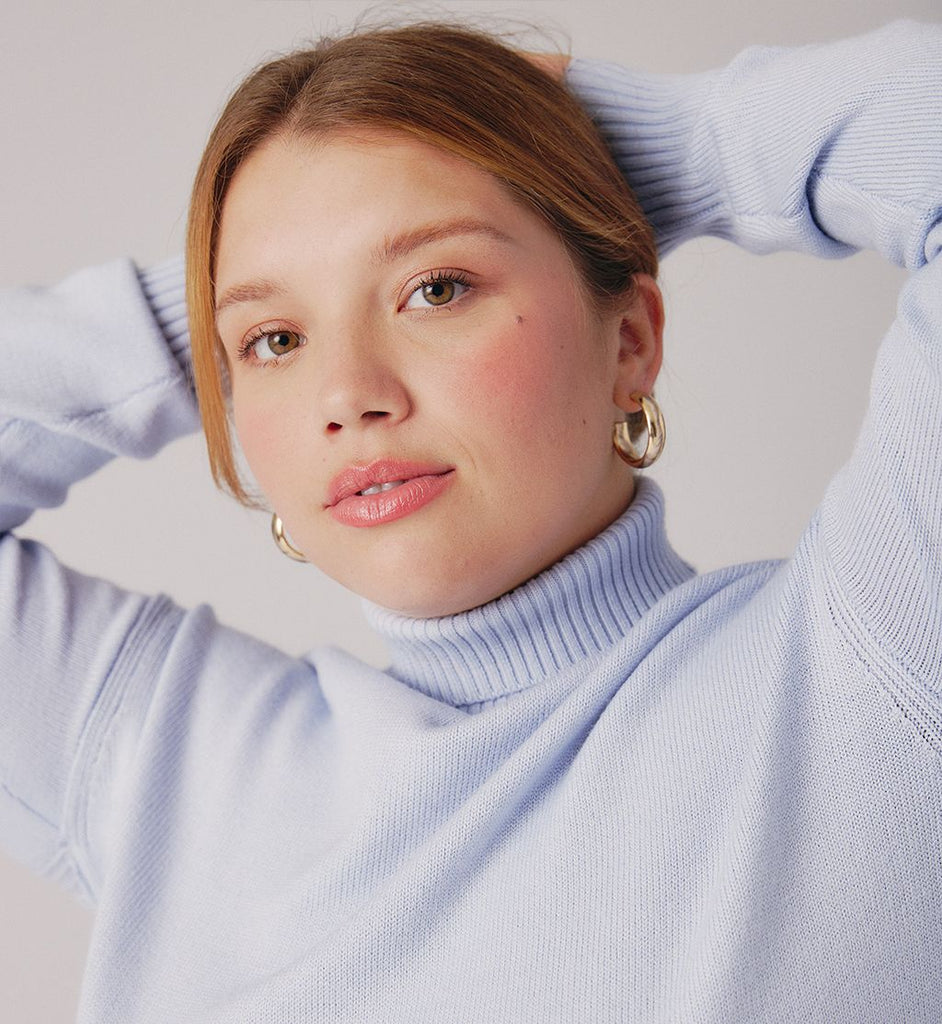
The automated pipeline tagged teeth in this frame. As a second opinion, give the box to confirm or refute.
[359,480,405,497]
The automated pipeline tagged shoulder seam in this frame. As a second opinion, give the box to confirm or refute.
[822,549,942,762]
[62,594,184,900]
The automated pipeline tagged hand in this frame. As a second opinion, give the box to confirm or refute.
[524,52,571,83]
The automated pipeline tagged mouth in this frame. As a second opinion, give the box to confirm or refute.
[326,459,455,527]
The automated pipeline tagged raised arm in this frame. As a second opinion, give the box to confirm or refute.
[567,20,941,266]
[0,256,195,532]
[569,22,942,689]
[0,256,196,892]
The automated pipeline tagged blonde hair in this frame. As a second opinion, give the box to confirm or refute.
[186,22,658,503]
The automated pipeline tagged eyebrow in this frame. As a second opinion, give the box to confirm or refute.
[373,218,515,264]
[215,279,287,318]
[214,218,514,319]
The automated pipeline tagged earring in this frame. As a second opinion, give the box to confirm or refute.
[271,513,307,562]
[613,392,666,469]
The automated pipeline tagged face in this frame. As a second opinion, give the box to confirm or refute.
[215,130,655,617]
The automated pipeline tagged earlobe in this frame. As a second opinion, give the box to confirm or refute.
[612,274,664,412]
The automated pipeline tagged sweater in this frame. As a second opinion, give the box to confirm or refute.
[1,21,941,1024]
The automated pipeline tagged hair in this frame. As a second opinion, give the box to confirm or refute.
[186,21,658,504]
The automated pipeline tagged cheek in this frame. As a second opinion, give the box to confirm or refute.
[232,398,298,497]
[456,322,573,416]
[438,320,612,500]
[455,318,607,444]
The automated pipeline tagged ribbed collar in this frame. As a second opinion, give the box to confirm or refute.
[363,479,694,707]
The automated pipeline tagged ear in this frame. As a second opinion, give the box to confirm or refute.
[610,274,664,413]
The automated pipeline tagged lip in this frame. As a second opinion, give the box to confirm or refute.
[326,459,455,527]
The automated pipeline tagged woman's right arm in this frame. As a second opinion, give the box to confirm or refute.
[0,256,195,895]
[0,256,194,531]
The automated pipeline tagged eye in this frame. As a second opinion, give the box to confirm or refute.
[239,329,304,364]
[404,272,471,310]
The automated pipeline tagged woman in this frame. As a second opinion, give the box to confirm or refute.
[1,18,940,1023]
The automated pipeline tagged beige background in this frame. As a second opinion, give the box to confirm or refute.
[3,0,938,1019]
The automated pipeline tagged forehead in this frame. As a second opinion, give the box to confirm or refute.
[219,128,519,251]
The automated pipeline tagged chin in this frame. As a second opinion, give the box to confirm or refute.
[366,585,480,620]
[347,567,499,619]
[322,528,544,618]
[321,538,495,619]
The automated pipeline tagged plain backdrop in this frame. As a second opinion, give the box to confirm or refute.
[2,0,939,1019]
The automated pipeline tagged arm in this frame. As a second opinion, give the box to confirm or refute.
[567,21,940,265]
[0,256,196,894]
[0,256,194,531]
[568,23,942,688]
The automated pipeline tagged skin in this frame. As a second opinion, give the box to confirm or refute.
[214,129,663,617]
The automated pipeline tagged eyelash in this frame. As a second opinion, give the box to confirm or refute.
[413,268,472,295]
[236,326,303,366]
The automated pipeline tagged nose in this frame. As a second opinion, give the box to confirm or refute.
[317,336,412,436]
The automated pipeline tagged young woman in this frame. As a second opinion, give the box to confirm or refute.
[1,19,940,1022]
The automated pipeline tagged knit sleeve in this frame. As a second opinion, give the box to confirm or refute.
[0,256,198,896]
[568,22,942,689]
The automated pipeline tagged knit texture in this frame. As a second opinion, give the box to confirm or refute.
[1,21,940,1023]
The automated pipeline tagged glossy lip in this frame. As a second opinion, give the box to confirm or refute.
[326,459,455,528]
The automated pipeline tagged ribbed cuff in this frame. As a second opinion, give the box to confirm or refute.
[138,255,191,380]
[566,60,724,257]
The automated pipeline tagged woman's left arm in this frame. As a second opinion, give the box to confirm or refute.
[568,22,942,689]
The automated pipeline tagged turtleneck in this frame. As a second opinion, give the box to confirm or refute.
[363,478,695,707]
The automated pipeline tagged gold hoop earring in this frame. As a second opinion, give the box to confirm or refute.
[271,514,307,562]
[613,392,666,469]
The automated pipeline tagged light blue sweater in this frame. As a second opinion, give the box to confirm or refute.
[1,21,940,1023]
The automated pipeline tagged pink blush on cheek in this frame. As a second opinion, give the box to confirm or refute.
[461,356,543,421]
[466,319,561,397]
